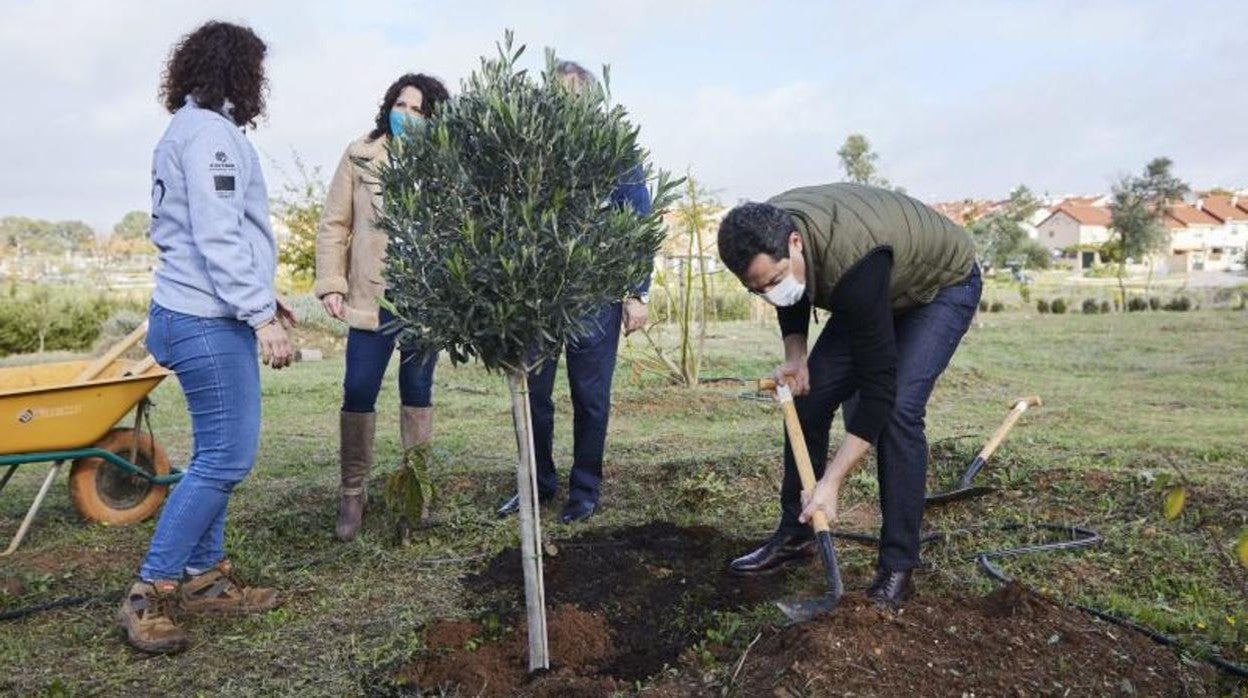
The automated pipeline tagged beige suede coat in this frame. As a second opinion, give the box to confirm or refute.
[313,134,390,330]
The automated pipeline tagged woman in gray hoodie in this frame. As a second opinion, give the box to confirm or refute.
[119,21,294,655]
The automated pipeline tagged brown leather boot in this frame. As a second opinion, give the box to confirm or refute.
[400,405,433,450]
[118,579,189,654]
[179,559,280,615]
[335,411,376,542]
[400,405,434,523]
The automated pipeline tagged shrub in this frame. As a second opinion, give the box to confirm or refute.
[1164,296,1192,312]
[1127,296,1148,312]
[1148,296,1161,311]
[989,301,1004,313]
[1036,299,1050,314]
[1051,298,1068,314]
[1099,300,1111,314]
[1082,298,1099,314]
[0,288,124,356]
[98,309,146,344]
[978,299,989,312]
[1018,285,1031,304]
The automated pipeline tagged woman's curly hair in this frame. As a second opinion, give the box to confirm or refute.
[160,21,268,128]
[368,73,450,141]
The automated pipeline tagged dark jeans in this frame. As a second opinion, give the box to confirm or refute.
[140,303,260,580]
[778,265,982,572]
[528,302,623,504]
[342,308,437,413]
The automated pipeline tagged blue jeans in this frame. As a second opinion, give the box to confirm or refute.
[342,308,437,413]
[778,266,983,571]
[139,303,261,581]
[528,302,623,504]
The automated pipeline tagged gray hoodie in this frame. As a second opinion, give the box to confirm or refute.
[149,97,276,328]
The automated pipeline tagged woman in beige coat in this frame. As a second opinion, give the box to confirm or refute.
[314,73,449,541]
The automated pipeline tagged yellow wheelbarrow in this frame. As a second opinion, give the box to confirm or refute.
[0,321,181,556]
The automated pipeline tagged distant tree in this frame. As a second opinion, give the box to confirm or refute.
[1003,184,1041,222]
[837,133,879,185]
[634,173,718,387]
[52,221,95,253]
[0,216,94,255]
[1106,157,1189,306]
[105,210,155,259]
[273,152,326,288]
[112,210,150,240]
[969,183,1050,272]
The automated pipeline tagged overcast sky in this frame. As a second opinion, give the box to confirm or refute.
[1,0,1245,233]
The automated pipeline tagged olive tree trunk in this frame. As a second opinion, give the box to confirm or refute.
[506,369,549,671]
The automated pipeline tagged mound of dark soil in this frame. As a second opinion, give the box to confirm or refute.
[390,524,1215,696]
[699,584,1215,697]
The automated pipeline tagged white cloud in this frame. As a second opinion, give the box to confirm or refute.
[1,0,1245,232]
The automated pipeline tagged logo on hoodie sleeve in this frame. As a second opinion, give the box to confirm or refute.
[210,150,237,198]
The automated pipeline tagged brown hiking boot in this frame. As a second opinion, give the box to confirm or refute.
[119,580,189,654]
[179,560,280,616]
[336,411,376,541]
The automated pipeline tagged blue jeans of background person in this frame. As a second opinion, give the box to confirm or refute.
[528,302,623,504]
[777,265,983,572]
[342,307,437,413]
[139,303,261,581]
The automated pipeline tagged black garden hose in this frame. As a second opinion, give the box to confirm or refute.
[974,522,1247,679]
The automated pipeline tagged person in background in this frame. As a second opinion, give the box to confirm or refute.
[120,21,295,654]
[495,60,652,525]
[716,183,981,609]
[315,73,450,541]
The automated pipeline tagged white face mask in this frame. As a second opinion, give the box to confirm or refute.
[762,273,806,307]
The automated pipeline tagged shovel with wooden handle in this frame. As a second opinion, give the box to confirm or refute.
[925,395,1042,506]
[758,378,844,623]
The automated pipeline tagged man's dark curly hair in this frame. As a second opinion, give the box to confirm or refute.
[160,21,268,128]
[717,202,797,275]
[368,73,450,141]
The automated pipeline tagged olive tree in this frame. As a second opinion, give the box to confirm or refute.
[374,33,676,670]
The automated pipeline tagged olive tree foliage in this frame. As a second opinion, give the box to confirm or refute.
[375,34,678,374]
[372,32,677,671]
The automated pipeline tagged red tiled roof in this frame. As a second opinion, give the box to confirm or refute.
[1166,203,1221,227]
[1053,203,1111,226]
[932,200,996,226]
[1197,196,1247,222]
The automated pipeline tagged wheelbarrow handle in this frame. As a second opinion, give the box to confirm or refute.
[73,321,149,384]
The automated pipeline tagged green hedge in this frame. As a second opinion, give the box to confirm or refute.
[0,288,142,356]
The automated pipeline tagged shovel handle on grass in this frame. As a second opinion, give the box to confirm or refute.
[977,396,1042,462]
[960,395,1042,485]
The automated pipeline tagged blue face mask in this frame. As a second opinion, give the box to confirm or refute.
[389,109,427,139]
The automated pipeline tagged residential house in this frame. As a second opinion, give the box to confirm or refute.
[1189,195,1248,271]
[1162,203,1224,272]
[1035,203,1113,269]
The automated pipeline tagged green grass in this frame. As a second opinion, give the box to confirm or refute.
[1,311,1245,695]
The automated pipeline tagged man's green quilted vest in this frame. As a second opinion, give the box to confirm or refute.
[767,183,976,311]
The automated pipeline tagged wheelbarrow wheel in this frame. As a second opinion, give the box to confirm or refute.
[69,428,171,526]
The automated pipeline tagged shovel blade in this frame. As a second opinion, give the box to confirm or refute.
[776,594,839,623]
[925,485,995,506]
[776,530,844,623]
